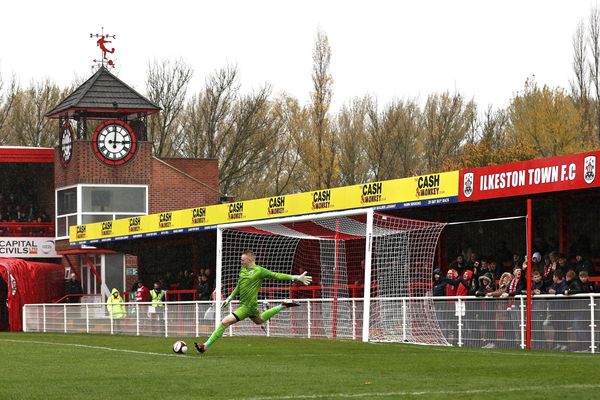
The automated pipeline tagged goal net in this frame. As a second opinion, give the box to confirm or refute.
[216,209,447,345]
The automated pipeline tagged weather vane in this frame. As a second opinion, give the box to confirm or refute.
[90,27,116,69]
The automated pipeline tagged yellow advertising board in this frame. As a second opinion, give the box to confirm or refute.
[70,171,458,244]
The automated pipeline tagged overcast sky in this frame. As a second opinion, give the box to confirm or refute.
[0,0,596,110]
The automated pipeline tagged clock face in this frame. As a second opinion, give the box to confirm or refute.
[92,120,137,165]
[60,122,73,167]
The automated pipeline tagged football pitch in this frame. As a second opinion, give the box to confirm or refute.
[1,333,599,400]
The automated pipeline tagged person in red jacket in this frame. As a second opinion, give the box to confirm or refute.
[445,269,459,296]
[456,270,474,296]
[135,281,150,302]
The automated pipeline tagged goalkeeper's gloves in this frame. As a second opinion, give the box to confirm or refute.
[293,271,313,285]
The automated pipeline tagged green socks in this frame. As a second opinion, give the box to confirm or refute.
[260,305,284,322]
[204,306,285,350]
[205,324,226,349]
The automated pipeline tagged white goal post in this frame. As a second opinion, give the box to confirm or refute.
[215,208,448,345]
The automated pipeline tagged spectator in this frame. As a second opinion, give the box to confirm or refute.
[543,252,558,288]
[527,270,547,295]
[548,270,567,295]
[579,271,595,293]
[204,267,215,286]
[563,270,583,296]
[508,267,525,296]
[557,254,574,275]
[511,253,522,271]
[475,273,496,297]
[466,252,479,271]
[106,288,125,332]
[471,259,483,290]
[196,274,213,301]
[449,255,467,275]
[531,252,543,274]
[65,273,83,303]
[573,254,592,276]
[445,269,459,296]
[432,268,446,296]
[456,270,475,296]
[487,260,500,281]
[475,258,490,278]
[488,272,512,298]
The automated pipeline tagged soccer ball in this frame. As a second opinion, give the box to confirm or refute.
[532,252,541,263]
[172,340,188,354]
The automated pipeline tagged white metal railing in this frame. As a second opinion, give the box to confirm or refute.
[22,294,600,353]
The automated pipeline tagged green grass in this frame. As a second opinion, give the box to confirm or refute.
[1,333,599,400]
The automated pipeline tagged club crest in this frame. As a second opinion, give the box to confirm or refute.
[463,172,474,198]
[584,155,596,184]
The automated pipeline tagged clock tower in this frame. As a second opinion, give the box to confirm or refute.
[46,36,161,297]
[45,32,221,299]
[46,65,161,239]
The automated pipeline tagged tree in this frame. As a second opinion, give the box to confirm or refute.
[305,28,337,189]
[365,98,423,180]
[421,92,476,172]
[570,19,592,136]
[146,58,193,157]
[508,78,590,157]
[263,95,305,196]
[179,66,281,199]
[0,72,17,145]
[588,7,600,139]
[8,79,64,147]
[454,106,537,169]
[337,97,371,185]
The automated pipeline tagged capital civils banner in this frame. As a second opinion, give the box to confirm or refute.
[459,151,599,202]
[0,237,57,258]
[70,171,458,244]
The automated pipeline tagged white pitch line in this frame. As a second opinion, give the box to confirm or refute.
[0,338,348,359]
[0,338,193,359]
[240,384,600,400]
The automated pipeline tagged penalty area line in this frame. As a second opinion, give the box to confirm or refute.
[241,384,600,400]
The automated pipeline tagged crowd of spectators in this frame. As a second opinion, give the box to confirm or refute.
[152,267,215,301]
[0,184,51,236]
[433,249,598,297]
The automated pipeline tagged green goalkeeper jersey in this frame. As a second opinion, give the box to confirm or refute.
[228,265,293,309]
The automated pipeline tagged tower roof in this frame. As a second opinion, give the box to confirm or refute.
[46,66,161,119]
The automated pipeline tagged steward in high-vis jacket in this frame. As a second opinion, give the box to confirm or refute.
[149,282,166,334]
[106,288,125,319]
[150,282,166,310]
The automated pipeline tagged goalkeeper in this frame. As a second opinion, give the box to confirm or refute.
[194,248,312,353]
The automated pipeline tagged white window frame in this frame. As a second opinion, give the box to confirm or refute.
[55,183,148,240]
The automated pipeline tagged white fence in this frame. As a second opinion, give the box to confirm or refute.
[22,294,600,353]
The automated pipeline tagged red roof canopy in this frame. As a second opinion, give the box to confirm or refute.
[0,147,54,163]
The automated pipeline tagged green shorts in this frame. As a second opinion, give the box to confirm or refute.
[232,305,260,321]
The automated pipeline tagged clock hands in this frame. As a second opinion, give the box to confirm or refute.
[112,125,118,149]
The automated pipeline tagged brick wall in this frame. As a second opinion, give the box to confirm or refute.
[158,158,220,191]
[150,158,221,214]
[55,141,153,188]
